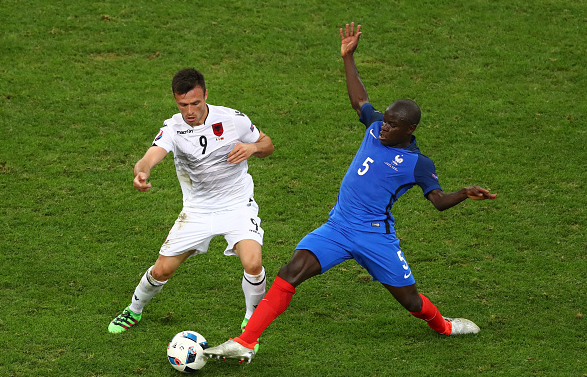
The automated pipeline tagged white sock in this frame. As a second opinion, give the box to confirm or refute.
[242,266,266,319]
[129,266,167,314]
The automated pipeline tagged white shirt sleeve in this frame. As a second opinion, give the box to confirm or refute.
[152,123,175,153]
[234,112,261,143]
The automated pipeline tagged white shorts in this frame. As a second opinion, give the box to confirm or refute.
[159,199,264,257]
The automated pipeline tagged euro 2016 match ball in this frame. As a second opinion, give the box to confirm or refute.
[167,331,209,373]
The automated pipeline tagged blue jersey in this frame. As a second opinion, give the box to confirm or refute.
[328,103,441,234]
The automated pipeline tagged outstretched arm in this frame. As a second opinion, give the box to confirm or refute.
[340,22,369,116]
[426,186,497,211]
[227,131,274,164]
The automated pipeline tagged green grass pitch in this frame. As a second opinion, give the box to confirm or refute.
[1,0,585,376]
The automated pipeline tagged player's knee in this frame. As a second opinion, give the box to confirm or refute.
[243,262,263,276]
[151,265,173,282]
[277,257,320,287]
[274,250,319,286]
[240,253,263,275]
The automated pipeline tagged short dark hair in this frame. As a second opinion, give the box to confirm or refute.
[388,99,421,126]
[172,68,206,95]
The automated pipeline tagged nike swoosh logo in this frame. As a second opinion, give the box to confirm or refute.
[369,129,378,139]
[404,271,412,279]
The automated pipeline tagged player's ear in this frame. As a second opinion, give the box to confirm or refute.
[408,124,417,134]
[204,89,208,101]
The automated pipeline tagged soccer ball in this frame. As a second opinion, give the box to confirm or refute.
[167,331,209,373]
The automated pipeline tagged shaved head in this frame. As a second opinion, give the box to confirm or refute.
[385,99,421,127]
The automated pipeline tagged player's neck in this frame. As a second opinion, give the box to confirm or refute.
[190,105,209,128]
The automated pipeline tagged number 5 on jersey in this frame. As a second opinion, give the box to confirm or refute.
[358,157,374,176]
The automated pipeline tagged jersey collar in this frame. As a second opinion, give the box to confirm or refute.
[403,135,420,153]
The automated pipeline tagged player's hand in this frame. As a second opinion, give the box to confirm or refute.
[465,186,497,200]
[227,142,255,164]
[340,22,362,57]
[133,172,152,192]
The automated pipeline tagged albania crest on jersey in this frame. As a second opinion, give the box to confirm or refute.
[212,122,224,137]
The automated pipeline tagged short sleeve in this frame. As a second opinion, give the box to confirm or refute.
[359,103,384,128]
[234,111,261,143]
[414,154,442,196]
[152,124,174,153]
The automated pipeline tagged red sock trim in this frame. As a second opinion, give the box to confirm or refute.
[272,276,296,294]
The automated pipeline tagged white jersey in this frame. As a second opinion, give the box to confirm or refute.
[152,104,261,213]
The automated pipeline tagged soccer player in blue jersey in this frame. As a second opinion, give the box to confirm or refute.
[205,22,497,363]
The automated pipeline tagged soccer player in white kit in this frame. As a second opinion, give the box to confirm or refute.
[108,69,274,343]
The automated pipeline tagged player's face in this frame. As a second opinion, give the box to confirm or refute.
[174,86,208,127]
[379,109,416,148]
